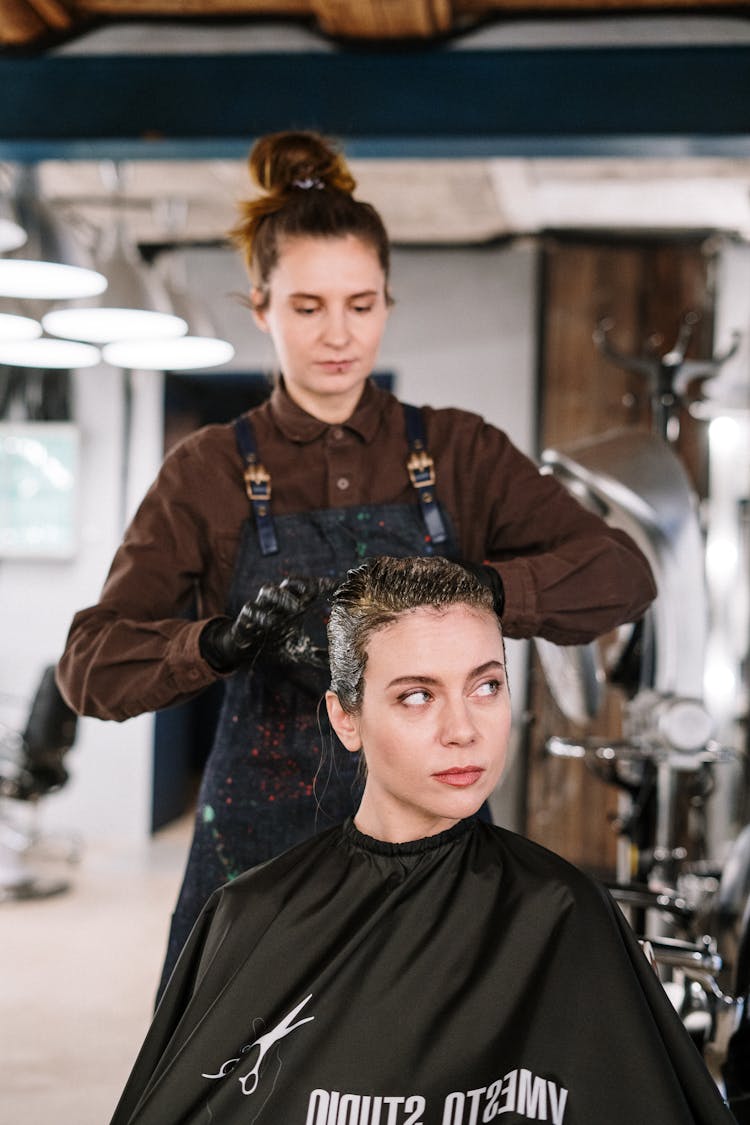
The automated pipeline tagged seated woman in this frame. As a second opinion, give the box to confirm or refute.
[111,556,733,1125]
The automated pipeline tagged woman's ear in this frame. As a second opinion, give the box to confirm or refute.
[325,691,361,754]
[251,288,269,332]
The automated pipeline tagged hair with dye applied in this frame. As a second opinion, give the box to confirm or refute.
[327,556,497,715]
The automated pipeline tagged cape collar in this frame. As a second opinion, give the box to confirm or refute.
[343,816,475,857]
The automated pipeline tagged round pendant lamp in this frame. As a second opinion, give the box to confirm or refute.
[42,220,186,345]
[0,169,107,299]
[103,336,235,372]
[0,337,101,368]
[0,312,42,340]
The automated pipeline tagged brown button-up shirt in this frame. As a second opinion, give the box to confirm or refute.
[57,380,655,720]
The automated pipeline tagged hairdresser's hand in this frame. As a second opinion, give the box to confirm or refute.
[200,577,333,673]
[456,560,505,618]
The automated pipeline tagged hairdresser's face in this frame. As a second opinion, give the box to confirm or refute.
[327,605,510,843]
[252,234,389,424]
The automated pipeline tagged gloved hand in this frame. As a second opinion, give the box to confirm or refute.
[200,577,334,673]
[457,560,505,618]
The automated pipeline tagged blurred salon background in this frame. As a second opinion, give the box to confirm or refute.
[1,4,750,1121]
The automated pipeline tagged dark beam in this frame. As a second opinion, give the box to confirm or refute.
[0,45,748,159]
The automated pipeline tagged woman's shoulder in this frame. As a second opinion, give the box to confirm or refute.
[164,416,246,463]
[159,402,276,483]
[409,400,516,456]
[479,821,611,906]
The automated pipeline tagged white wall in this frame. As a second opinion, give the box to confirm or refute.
[1,239,538,844]
[0,363,159,847]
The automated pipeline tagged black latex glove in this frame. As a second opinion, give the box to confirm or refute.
[200,577,334,673]
[457,560,505,618]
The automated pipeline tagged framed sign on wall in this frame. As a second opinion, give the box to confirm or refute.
[0,422,79,559]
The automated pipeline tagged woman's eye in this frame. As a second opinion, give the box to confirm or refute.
[293,304,318,316]
[352,303,374,314]
[474,679,502,697]
[400,690,431,707]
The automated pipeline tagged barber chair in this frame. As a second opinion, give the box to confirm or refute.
[0,665,79,900]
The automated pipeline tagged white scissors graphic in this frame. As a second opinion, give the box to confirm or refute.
[202,994,315,1095]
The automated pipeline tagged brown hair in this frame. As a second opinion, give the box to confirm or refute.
[231,130,391,308]
[327,556,497,715]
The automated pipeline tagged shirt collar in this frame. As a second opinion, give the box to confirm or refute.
[269,378,390,445]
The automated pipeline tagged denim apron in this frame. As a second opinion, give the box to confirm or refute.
[159,407,458,992]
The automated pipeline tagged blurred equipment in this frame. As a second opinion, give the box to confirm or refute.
[535,313,748,1093]
[0,665,80,900]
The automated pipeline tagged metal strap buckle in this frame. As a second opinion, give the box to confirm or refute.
[244,462,272,502]
[407,449,436,489]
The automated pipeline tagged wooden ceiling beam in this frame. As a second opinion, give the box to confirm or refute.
[311,0,452,39]
[3,0,750,51]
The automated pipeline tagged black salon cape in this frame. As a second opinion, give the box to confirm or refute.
[111,819,734,1125]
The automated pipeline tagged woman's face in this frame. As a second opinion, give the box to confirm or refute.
[252,234,389,423]
[327,604,511,843]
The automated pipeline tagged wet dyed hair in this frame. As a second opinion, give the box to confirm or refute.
[327,556,497,715]
[231,130,391,309]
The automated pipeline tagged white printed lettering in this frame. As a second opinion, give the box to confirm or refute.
[466,1088,486,1125]
[547,1082,568,1125]
[483,1079,503,1121]
[517,1071,547,1120]
[306,1090,330,1125]
[403,1094,427,1125]
[442,1092,465,1125]
[496,1070,517,1115]
[327,1090,341,1125]
[360,1096,382,1125]
[383,1096,405,1125]
[338,1093,361,1125]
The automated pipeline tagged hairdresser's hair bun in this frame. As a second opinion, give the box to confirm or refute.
[249,131,356,196]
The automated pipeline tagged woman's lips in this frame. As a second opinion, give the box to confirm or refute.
[432,766,485,788]
[316,359,354,373]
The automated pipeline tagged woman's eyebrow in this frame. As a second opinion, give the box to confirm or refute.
[471,660,505,677]
[289,289,379,300]
[386,674,440,689]
[385,660,505,691]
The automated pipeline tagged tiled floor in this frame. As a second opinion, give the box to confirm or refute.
[1,811,190,1125]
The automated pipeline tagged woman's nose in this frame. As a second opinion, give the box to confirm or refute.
[322,308,351,348]
[439,698,477,746]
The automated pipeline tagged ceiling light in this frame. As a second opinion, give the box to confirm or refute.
[43,306,187,345]
[0,259,107,300]
[0,168,107,299]
[103,336,235,371]
[0,312,42,340]
[0,337,101,368]
[42,210,186,344]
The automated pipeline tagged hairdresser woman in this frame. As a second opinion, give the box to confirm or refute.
[56,130,655,988]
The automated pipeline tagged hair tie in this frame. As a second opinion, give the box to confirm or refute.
[292,177,325,191]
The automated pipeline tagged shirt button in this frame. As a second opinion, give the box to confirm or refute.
[336,477,350,491]
[331,426,344,441]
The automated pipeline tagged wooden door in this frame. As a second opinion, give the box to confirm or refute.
[524,235,714,876]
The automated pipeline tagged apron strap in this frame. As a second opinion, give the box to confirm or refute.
[234,415,279,556]
[402,403,448,545]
